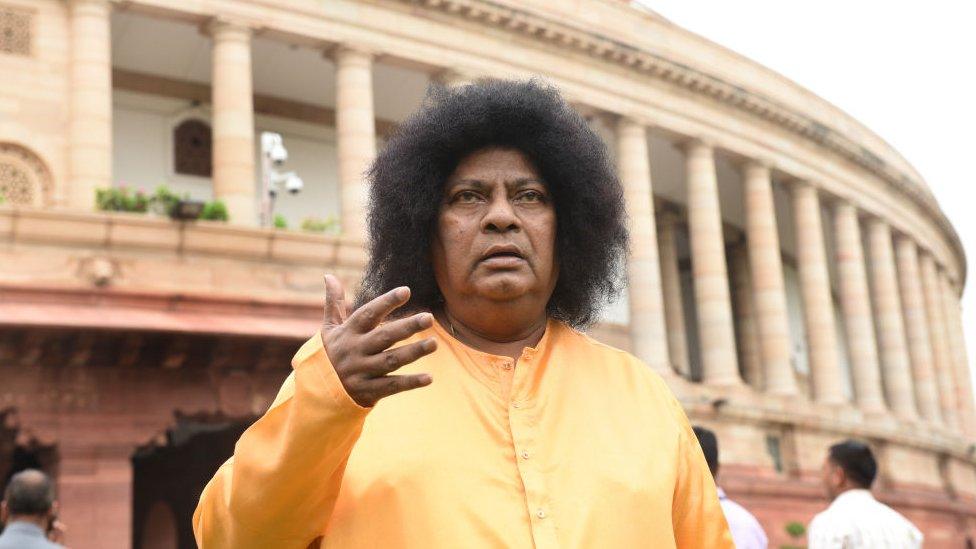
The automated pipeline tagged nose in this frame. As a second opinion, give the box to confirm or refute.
[481,194,520,233]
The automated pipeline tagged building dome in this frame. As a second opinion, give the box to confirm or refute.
[0,0,971,547]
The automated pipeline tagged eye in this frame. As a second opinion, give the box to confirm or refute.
[452,190,483,204]
[516,189,547,203]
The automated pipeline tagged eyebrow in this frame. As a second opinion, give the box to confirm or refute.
[446,178,546,191]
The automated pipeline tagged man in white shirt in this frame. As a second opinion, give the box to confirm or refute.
[693,426,768,549]
[808,440,923,549]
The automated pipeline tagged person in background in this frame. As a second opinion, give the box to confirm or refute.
[693,426,768,549]
[808,439,922,548]
[0,469,63,549]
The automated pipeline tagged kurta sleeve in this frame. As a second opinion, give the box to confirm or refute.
[193,334,370,548]
[668,395,735,548]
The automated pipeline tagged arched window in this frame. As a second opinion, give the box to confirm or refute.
[173,119,212,177]
[0,143,52,206]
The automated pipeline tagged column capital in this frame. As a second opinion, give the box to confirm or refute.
[678,136,715,153]
[829,196,859,213]
[432,67,474,87]
[892,232,917,248]
[69,0,111,9]
[615,115,646,135]
[331,43,376,62]
[203,17,254,40]
[739,158,773,180]
[784,177,819,194]
[864,214,889,230]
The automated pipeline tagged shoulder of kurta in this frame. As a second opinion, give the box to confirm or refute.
[561,326,675,399]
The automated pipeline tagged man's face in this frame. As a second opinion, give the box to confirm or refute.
[431,147,558,307]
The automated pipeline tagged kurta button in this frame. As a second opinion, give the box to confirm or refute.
[502,362,513,370]
[520,449,530,459]
[512,401,521,409]
[536,508,547,519]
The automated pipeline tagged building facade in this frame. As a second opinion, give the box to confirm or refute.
[0,0,972,547]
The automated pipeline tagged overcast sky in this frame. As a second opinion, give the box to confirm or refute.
[639,1,976,383]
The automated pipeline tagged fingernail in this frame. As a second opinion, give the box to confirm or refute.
[420,313,433,325]
[395,287,409,299]
[423,338,437,351]
[420,374,433,384]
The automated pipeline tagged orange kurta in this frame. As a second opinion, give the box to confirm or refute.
[193,320,733,548]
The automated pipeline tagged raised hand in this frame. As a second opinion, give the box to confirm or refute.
[319,274,436,407]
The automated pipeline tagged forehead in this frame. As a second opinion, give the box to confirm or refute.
[449,147,542,183]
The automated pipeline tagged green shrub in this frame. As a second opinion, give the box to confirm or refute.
[200,200,229,221]
[274,214,288,229]
[785,520,806,538]
[148,185,184,216]
[300,216,340,234]
[95,186,148,213]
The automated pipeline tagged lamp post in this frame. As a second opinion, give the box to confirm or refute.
[259,131,304,227]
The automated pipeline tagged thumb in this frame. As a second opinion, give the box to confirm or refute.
[322,274,347,331]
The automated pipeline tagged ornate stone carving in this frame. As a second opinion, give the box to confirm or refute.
[0,143,52,206]
[0,5,31,56]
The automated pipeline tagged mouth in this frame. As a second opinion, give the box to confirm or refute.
[480,245,526,267]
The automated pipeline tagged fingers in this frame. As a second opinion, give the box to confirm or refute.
[361,312,434,354]
[322,274,347,328]
[347,286,410,332]
[368,373,433,401]
[369,338,438,373]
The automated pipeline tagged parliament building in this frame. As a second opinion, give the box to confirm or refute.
[0,0,973,547]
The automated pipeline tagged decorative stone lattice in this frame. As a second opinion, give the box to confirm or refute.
[0,5,32,56]
[0,143,52,206]
[0,161,32,204]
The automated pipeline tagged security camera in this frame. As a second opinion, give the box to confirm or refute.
[285,173,304,194]
[261,132,288,167]
[269,142,288,167]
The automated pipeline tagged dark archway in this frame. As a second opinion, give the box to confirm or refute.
[0,408,59,535]
[131,413,256,549]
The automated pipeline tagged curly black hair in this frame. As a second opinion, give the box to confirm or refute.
[356,79,629,328]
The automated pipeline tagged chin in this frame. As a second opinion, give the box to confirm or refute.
[475,274,534,301]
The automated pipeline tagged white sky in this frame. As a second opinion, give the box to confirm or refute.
[639,1,976,387]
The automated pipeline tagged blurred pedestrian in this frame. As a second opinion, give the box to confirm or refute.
[808,440,922,548]
[0,469,63,549]
[694,426,768,549]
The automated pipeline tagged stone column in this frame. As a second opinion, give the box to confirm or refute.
[866,218,918,420]
[59,447,133,549]
[683,139,741,386]
[791,182,845,404]
[335,45,376,243]
[657,211,690,377]
[616,119,671,375]
[731,244,762,388]
[742,161,798,396]
[920,254,958,428]
[832,202,886,414]
[210,20,256,224]
[894,237,942,422]
[940,274,975,434]
[68,0,113,210]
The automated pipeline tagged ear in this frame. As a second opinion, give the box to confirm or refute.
[1,501,8,523]
[832,465,846,487]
